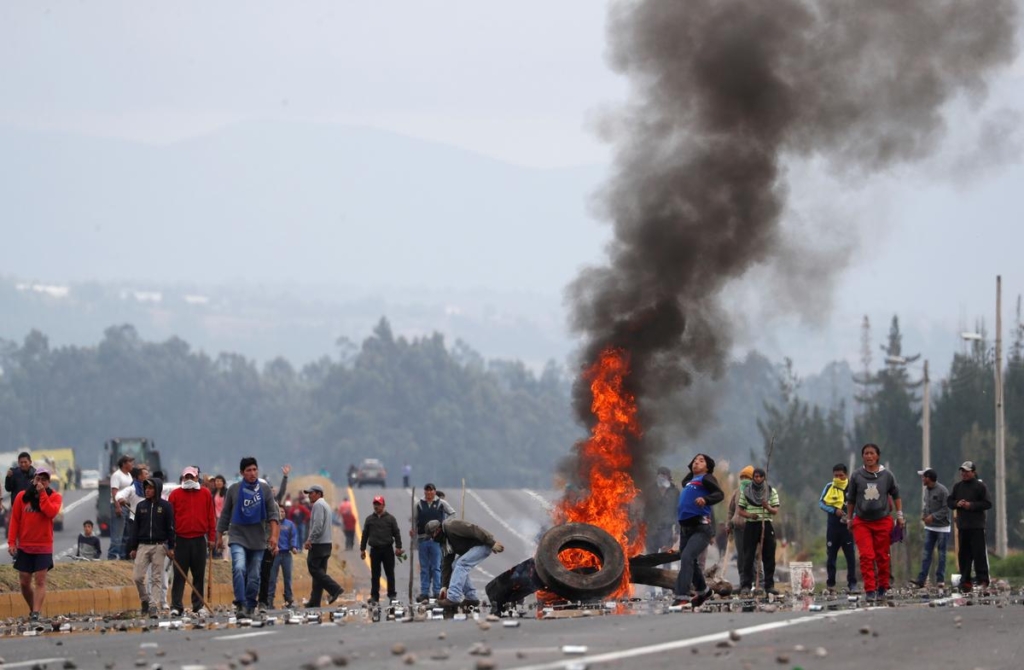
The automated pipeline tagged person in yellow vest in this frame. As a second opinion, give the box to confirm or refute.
[818,463,858,594]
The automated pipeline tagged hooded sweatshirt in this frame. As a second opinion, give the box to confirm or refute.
[128,479,175,552]
[846,466,900,522]
[8,486,62,553]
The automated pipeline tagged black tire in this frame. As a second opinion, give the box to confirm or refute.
[533,523,625,601]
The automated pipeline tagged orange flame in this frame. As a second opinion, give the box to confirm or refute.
[555,347,645,596]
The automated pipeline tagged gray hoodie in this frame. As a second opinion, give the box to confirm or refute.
[307,496,333,545]
[922,482,951,530]
[847,466,901,522]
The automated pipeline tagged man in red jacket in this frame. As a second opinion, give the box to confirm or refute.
[7,465,62,621]
[168,466,217,616]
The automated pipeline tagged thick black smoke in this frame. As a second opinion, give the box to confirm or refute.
[565,0,1019,482]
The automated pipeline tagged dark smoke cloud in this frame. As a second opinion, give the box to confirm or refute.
[565,0,1019,479]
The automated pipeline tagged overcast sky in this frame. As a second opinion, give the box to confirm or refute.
[2,1,1023,372]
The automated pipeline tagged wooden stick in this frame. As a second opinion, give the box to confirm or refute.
[408,481,415,605]
[755,434,777,590]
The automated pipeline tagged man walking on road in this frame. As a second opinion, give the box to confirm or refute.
[428,518,503,607]
[947,460,992,593]
[7,465,61,621]
[411,483,455,601]
[303,485,344,607]
[128,478,175,616]
[168,466,216,615]
[360,495,403,604]
[846,443,905,602]
[909,467,951,589]
[819,463,857,593]
[216,457,281,618]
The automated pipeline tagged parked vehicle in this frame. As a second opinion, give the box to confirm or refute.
[355,458,387,488]
[95,438,161,537]
[80,469,101,490]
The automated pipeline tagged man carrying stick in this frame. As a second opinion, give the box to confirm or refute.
[738,468,780,596]
[168,466,216,616]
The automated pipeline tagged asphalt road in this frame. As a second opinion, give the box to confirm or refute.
[1,600,1021,669]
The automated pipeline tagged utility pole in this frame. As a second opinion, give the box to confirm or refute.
[922,359,930,469]
[995,276,1007,557]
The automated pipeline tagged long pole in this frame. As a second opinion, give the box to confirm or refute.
[922,360,930,469]
[995,275,1007,557]
[408,482,415,607]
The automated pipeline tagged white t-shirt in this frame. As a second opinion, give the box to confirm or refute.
[110,469,134,501]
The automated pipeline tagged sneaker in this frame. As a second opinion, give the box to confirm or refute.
[234,604,247,618]
[170,608,181,617]
[462,598,481,607]
[960,581,973,594]
[195,607,211,618]
[739,588,752,598]
[243,607,255,619]
[256,603,268,615]
[436,598,460,607]
[936,582,946,590]
[865,592,877,603]
[140,601,150,615]
[29,611,40,622]
[415,594,430,603]
[876,588,889,600]
[691,587,714,608]
[327,589,344,606]
[848,585,860,594]
[670,597,692,607]
[907,579,925,589]
[283,601,295,609]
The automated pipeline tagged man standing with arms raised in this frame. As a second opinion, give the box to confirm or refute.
[303,484,344,608]
[846,443,905,602]
[217,457,280,618]
[947,460,992,593]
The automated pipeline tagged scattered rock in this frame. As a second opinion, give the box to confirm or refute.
[331,654,349,666]
[438,631,447,640]
[392,643,407,655]
[431,649,451,661]
[478,621,491,631]
[793,644,806,652]
[776,653,790,664]
[62,661,77,669]
[716,640,735,648]
[729,630,742,641]
[469,643,493,656]
[475,660,496,670]
[815,647,828,657]
[403,653,417,665]
[859,626,871,635]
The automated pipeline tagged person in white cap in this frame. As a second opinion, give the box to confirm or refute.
[168,466,216,615]
[947,460,992,593]
[303,484,344,607]
[7,465,62,622]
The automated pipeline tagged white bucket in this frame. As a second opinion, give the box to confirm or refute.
[951,574,961,587]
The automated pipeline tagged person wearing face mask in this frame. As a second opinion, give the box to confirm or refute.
[168,466,216,616]
[818,463,858,594]
[646,466,679,554]
[673,453,724,608]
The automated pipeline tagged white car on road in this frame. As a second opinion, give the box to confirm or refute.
[80,469,101,490]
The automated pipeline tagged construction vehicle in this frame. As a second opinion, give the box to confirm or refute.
[95,438,162,537]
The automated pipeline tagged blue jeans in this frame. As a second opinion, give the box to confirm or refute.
[268,551,293,607]
[675,523,712,596]
[418,538,442,597]
[918,529,949,584]
[107,506,126,560]
[229,544,265,610]
[447,545,491,602]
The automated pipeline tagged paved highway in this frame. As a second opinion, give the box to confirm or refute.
[0,599,1021,669]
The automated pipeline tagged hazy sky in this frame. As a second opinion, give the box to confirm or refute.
[2,1,1023,372]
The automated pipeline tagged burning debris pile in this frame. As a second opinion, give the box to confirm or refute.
[547,0,1020,602]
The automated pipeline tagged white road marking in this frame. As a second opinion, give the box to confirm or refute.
[0,659,69,669]
[523,488,555,512]
[467,489,533,546]
[213,630,277,641]
[509,609,865,670]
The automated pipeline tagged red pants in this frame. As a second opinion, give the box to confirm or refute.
[851,517,893,592]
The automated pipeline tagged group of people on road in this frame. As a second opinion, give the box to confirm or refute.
[665,442,994,607]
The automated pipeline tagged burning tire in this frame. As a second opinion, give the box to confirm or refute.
[533,523,625,601]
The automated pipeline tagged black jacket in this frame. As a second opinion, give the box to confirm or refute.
[947,477,992,530]
[360,511,402,551]
[128,479,175,552]
[5,465,36,505]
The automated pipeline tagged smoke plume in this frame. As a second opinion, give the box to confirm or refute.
[566,0,1019,478]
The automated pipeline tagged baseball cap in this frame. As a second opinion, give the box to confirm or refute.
[917,468,938,479]
[424,483,436,491]
[34,465,51,478]
[182,466,199,478]
[372,495,385,505]
[303,484,325,494]
[959,461,976,472]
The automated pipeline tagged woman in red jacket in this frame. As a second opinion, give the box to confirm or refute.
[7,466,62,621]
